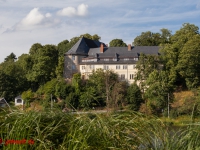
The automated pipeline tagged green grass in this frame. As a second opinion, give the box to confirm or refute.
[1,109,200,149]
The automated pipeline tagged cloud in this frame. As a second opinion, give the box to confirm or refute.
[196,3,200,9]
[15,8,59,30]
[57,4,88,17]
[21,8,44,26]
[45,13,52,18]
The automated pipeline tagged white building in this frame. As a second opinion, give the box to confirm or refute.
[15,95,24,106]
[64,37,159,84]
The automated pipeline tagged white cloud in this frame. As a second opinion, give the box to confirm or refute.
[57,4,88,17]
[15,8,59,30]
[45,13,52,18]
[77,4,88,16]
[21,8,44,26]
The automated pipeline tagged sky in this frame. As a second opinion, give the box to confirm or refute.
[0,0,200,63]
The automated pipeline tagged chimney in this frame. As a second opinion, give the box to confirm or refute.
[128,44,131,51]
[100,43,104,53]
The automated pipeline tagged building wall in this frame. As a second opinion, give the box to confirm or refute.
[80,64,137,84]
[64,54,87,78]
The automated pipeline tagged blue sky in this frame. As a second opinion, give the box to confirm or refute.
[0,0,200,62]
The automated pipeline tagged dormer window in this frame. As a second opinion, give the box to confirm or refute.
[134,57,138,61]
[104,58,109,61]
[72,55,75,60]
[124,58,129,61]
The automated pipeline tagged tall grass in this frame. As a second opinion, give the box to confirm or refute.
[0,109,200,149]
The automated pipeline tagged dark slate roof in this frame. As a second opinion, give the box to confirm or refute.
[66,37,106,55]
[88,46,160,58]
[79,46,160,65]
[15,95,22,99]
[0,98,6,103]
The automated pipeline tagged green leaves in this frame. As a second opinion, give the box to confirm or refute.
[127,83,143,111]
[109,39,127,47]
[133,29,172,46]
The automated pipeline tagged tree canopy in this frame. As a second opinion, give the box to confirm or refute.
[109,39,127,47]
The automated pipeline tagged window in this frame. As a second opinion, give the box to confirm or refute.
[113,58,117,61]
[120,74,125,80]
[134,57,138,61]
[123,65,127,69]
[130,74,134,80]
[124,58,129,61]
[82,66,85,70]
[103,65,109,70]
[17,99,22,103]
[116,65,120,69]
[72,65,76,70]
[72,55,75,60]
[89,65,94,70]
[82,58,97,62]
[104,58,109,61]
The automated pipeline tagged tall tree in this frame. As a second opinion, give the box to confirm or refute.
[26,44,58,90]
[109,39,127,47]
[57,40,69,56]
[133,29,172,46]
[176,35,200,89]
[145,70,174,114]
[134,53,160,93]
[4,52,17,62]
[127,83,143,111]
[160,23,199,88]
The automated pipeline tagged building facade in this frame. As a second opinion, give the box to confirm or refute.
[64,37,160,84]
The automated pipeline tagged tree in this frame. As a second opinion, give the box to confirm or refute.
[4,52,17,62]
[55,79,74,100]
[145,70,174,114]
[133,29,172,46]
[56,56,64,78]
[109,39,127,47]
[134,53,160,93]
[0,57,29,101]
[87,69,119,108]
[127,83,143,111]
[176,35,200,89]
[26,44,58,89]
[57,40,69,56]
[160,23,199,88]
[111,81,127,109]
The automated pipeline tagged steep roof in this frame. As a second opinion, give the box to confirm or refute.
[66,37,105,55]
[15,95,22,99]
[0,98,6,103]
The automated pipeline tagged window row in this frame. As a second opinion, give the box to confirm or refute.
[81,65,137,70]
[81,58,138,62]
[120,74,135,80]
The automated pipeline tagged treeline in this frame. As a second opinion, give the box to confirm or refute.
[1,23,200,115]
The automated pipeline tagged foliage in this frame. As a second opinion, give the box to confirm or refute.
[127,83,143,111]
[109,38,127,47]
[1,110,200,149]
[65,92,79,109]
[176,35,200,89]
[160,23,200,89]
[26,44,58,88]
[55,79,74,100]
[134,53,160,92]
[56,56,64,78]
[133,29,172,46]
[4,52,17,62]
[145,70,174,114]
